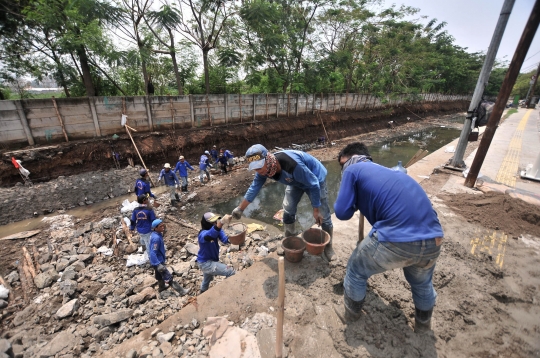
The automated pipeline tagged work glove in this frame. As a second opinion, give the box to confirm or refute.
[157,264,166,273]
[175,184,178,189]
[232,207,243,220]
[220,214,232,226]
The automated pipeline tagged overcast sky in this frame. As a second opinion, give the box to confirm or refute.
[381,0,540,73]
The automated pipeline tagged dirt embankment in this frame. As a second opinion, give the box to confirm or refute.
[0,101,467,187]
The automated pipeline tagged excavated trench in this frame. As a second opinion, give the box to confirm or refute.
[0,101,467,187]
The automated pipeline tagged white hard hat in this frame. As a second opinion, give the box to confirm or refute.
[179,156,184,160]
[164,163,171,168]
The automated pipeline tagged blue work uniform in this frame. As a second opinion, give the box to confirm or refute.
[148,231,166,266]
[134,178,155,198]
[129,206,156,234]
[210,149,219,162]
[334,161,443,242]
[158,169,180,186]
[174,160,195,177]
[199,155,211,170]
[197,226,230,263]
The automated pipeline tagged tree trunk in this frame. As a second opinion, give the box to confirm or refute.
[171,51,183,95]
[202,49,210,94]
[76,45,96,96]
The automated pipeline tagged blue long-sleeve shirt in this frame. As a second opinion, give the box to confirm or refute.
[148,231,166,266]
[130,206,156,234]
[197,226,229,263]
[334,161,444,243]
[158,169,179,186]
[244,151,327,208]
[199,155,212,170]
[224,150,234,159]
[210,149,219,161]
[174,161,194,177]
[134,178,155,198]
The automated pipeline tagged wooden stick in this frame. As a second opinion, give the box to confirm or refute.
[121,216,133,243]
[51,96,69,142]
[405,149,425,168]
[22,247,37,278]
[358,213,365,243]
[0,274,7,288]
[169,96,175,130]
[317,112,330,146]
[166,215,199,231]
[125,125,156,187]
[112,230,119,257]
[17,265,29,303]
[276,257,285,358]
[31,246,41,273]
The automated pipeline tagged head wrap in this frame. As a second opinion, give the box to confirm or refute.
[264,152,278,177]
[341,155,372,173]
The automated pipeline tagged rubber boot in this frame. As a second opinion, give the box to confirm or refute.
[157,280,167,292]
[170,280,190,296]
[175,193,180,201]
[414,307,433,333]
[334,293,364,324]
[322,226,336,261]
[284,223,297,237]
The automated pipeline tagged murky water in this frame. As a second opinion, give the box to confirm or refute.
[193,126,461,231]
[0,125,460,238]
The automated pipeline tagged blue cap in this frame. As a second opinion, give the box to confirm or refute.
[151,219,163,229]
[245,144,268,170]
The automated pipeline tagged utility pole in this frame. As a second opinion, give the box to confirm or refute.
[523,62,540,107]
[449,0,515,168]
[465,0,540,188]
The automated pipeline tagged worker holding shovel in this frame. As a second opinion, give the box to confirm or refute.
[231,144,335,261]
[333,142,444,333]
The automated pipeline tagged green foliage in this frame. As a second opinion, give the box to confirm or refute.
[512,70,537,98]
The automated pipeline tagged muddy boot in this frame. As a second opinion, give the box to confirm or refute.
[322,227,336,261]
[334,293,364,324]
[182,185,188,192]
[414,307,433,333]
[157,280,168,292]
[175,193,180,201]
[284,223,297,238]
[170,199,176,206]
[170,281,190,296]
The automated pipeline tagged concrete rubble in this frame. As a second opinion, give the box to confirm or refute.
[0,191,282,357]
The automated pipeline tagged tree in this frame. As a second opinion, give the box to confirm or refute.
[174,0,237,94]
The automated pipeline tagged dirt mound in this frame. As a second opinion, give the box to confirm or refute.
[441,191,540,237]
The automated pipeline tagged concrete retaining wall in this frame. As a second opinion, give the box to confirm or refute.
[0,93,470,146]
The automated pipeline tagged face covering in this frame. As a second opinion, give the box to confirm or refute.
[264,152,278,177]
[341,155,372,174]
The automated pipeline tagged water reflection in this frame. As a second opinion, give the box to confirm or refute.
[195,126,461,232]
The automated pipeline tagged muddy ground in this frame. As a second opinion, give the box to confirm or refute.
[1,105,539,358]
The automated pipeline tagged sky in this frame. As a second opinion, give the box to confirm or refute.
[381,0,540,73]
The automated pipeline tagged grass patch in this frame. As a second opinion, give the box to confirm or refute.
[502,108,518,120]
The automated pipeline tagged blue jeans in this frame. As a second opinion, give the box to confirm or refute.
[282,180,333,230]
[344,233,441,311]
[198,261,235,292]
[139,232,151,252]
[199,169,210,183]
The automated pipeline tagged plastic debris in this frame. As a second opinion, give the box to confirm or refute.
[126,252,149,267]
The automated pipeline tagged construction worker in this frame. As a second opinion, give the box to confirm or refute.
[231,144,335,260]
[210,145,219,165]
[158,163,180,205]
[333,142,444,332]
[197,212,235,293]
[199,151,213,184]
[223,148,235,168]
[134,169,156,202]
[174,156,195,192]
[148,219,190,295]
[129,195,156,252]
[217,153,228,174]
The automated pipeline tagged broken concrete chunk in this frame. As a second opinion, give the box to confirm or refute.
[56,299,79,319]
[184,243,199,256]
[34,271,60,289]
[59,279,78,297]
[5,271,19,285]
[157,332,174,343]
[93,309,134,327]
[128,287,155,306]
[37,331,76,357]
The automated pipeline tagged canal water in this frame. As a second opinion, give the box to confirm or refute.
[192,125,461,231]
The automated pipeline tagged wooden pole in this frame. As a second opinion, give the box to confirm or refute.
[22,247,37,278]
[318,111,330,146]
[51,97,69,142]
[465,0,540,188]
[15,101,35,145]
[358,213,365,243]
[169,96,175,130]
[125,125,156,187]
[265,93,269,120]
[253,94,257,121]
[206,94,211,126]
[239,93,243,123]
[276,257,285,358]
[287,93,290,117]
[333,93,336,112]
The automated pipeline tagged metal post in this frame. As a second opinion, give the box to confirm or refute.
[465,0,540,188]
[524,62,540,107]
[450,0,516,167]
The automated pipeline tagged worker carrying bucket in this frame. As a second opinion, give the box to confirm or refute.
[230,144,335,261]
